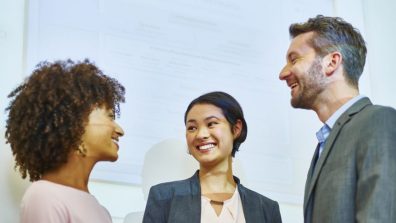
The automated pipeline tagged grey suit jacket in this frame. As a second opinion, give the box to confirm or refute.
[143,171,282,223]
[304,97,396,222]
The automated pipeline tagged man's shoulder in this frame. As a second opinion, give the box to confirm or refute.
[367,103,396,114]
[356,102,396,122]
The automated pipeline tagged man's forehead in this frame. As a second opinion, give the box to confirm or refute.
[287,32,316,57]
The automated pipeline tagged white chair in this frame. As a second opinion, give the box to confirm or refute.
[123,138,197,223]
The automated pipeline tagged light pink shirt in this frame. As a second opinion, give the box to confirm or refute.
[201,186,246,223]
[20,180,112,223]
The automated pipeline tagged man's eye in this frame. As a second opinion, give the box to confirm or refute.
[291,57,303,65]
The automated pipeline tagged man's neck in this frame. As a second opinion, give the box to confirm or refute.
[313,84,359,123]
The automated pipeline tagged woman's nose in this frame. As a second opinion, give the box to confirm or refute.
[196,127,209,139]
[114,122,124,137]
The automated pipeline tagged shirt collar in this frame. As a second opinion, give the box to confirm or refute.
[325,95,365,129]
[316,124,330,144]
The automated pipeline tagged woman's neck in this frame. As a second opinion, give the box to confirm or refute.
[199,157,236,195]
[41,154,96,192]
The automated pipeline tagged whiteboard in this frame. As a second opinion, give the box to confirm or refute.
[26,0,333,204]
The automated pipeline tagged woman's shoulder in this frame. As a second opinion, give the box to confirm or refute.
[23,180,98,206]
[20,181,70,222]
[148,173,198,199]
[23,180,62,201]
[238,184,282,222]
[21,181,112,223]
[238,183,279,206]
[25,180,88,196]
[151,176,193,191]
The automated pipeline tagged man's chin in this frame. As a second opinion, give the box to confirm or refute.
[291,98,311,110]
[291,97,301,108]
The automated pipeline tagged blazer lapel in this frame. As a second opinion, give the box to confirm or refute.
[238,180,261,222]
[188,173,202,223]
[303,97,372,212]
[169,171,201,223]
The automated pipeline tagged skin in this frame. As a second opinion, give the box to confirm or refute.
[42,106,124,192]
[279,31,359,122]
[185,103,242,216]
[82,106,124,162]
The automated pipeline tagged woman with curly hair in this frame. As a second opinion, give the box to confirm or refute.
[5,59,125,223]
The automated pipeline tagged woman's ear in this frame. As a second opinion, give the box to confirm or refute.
[233,119,243,139]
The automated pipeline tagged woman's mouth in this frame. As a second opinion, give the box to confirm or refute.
[112,138,119,149]
[197,143,216,151]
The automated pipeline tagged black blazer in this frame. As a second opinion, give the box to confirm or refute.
[143,171,282,223]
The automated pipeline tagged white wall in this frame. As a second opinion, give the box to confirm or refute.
[1,1,395,223]
[334,0,396,110]
[0,1,28,222]
[361,0,396,108]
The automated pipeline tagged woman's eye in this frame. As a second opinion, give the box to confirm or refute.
[187,126,196,131]
[208,122,217,127]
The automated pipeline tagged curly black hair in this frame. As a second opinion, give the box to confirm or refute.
[5,59,125,181]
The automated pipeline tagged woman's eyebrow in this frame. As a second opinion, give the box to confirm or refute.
[204,115,220,121]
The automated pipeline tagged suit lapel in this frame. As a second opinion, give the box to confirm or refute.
[303,98,372,212]
[304,143,320,209]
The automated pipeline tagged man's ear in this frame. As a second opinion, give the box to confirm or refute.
[233,119,242,139]
[323,51,342,76]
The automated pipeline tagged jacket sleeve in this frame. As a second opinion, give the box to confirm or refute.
[355,107,396,222]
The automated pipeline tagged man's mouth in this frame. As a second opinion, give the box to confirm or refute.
[290,83,298,89]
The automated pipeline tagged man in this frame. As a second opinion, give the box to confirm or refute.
[279,15,396,222]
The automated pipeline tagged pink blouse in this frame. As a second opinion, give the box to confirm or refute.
[201,186,246,223]
[20,180,112,223]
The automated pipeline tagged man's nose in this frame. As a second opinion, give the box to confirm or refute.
[279,64,291,80]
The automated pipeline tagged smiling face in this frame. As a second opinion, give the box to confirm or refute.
[279,32,327,109]
[185,103,241,168]
[81,106,124,162]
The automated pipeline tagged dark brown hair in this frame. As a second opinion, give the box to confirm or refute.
[5,59,125,181]
[289,15,367,87]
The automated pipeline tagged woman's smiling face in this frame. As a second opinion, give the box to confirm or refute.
[185,103,240,168]
[81,106,124,162]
